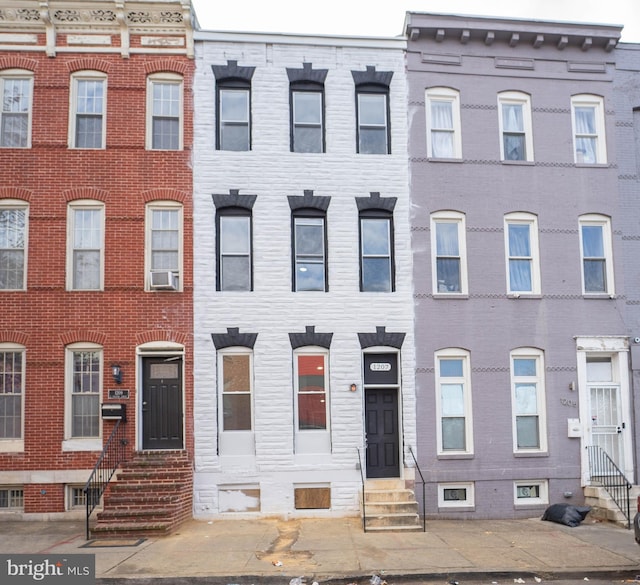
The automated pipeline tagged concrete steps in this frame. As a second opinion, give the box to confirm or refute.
[362,479,422,532]
[584,484,640,527]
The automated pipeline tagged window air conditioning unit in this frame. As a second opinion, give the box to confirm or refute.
[150,271,178,290]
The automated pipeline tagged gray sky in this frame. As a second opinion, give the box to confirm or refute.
[191,0,640,43]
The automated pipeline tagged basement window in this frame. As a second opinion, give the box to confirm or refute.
[294,484,331,509]
[0,486,23,510]
[437,482,474,509]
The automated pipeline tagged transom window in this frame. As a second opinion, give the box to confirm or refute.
[504,212,540,294]
[67,201,104,291]
[70,71,106,149]
[579,214,614,296]
[0,201,27,290]
[1,70,33,148]
[147,73,183,150]
[498,91,534,162]
[431,211,468,295]
[571,94,607,164]
[425,87,461,159]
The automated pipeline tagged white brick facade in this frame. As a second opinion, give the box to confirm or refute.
[192,31,414,517]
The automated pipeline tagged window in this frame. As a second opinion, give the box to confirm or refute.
[146,201,183,291]
[514,480,548,506]
[0,344,24,445]
[571,94,606,164]
[431,211,467,295]
[0,201,27,290]
[67,485,100,510]
[579,214,614,295]
[504,212,540,294]
[220,352,252,431]
[426,87,461,159]
[1,70,33,148]
[356,92,389,154]
[498,91,533,162]
[438,482,474,508]
[295,352,329,431]
[0,487,23,509]
[360,214,393,292]
[511,348,547,453]
[218,88,250,151]
[435,349,473,455]
[218,213,252,291]
[291,89,323,153]
[147,73,183,150]
[66,344,102,440]
[67,201,104,291]
[293,215,326,291]
[69,71,106,149]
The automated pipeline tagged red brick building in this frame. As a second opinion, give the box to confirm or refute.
[0,0,194,529]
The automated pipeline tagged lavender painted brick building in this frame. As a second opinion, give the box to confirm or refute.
[405,13,638,519]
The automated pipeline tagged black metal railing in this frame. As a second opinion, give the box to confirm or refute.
[408,446,426,532]
[83,420,128,539]
[587,445,632,528]
[356,447,367,532]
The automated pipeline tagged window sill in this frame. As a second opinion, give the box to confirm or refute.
[501,160,535,166]
[433,294,469,300]
[427,157,463,163]
[574,163,609,168]
[437,452,474,460]
[513,451,549,458]
[438,505,475,512]
[0,440,24,453]
[507,293,542,299]
[582,293,615,300]
[62,438,102,452]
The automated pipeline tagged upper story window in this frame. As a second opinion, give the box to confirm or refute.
[0,200,28,290]
[213,61,256,152]
[67,201,104,291]
[510,347,547,453]
[431,211,468,295]
[571,94,606,164]
[352,66,393,154]
[214,191,256,292]
[579,213,614,296]
[146,201,183,292]
[65,343,102,440]
[504,212,540,294]
[287,63,328,153]
[0,343,25,445]
[69,71,106,149]
[498,91,534,162]
[1,69,33,148]
[426,87,461,159]
[147,72,183,150]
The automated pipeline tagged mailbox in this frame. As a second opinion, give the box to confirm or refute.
[101,403,126,421]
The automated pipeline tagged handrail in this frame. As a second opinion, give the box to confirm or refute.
[356,447,367,532]
[83,420,128,539]
[408,446,426,532]
[587,445,632,529]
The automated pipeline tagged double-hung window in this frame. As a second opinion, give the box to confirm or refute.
[66,343,102,442]
[293,214,326,292]
[571,94,606,164]
[291,87,324,153]
[1,70,33,148]
[220,352,252,431]
[579,214,614,296]
[70,71,106,149]
[67,201,104,291]
[0,201,28,290]
[0,344,24,449]
[426,87,461,159]
[146,201,183,291]
[504,212,540,294]
[356,91,389,154]
[219,87,250,151]
[511,348,546,453]
[360,213,393,292]
[498,91,533,162]
[147,73,183,150]
[431,211,467,295]
[435,349,473,455]
[218,211,252,291]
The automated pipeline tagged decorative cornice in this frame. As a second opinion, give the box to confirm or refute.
[288,326,333,350]
[212,327,258,350]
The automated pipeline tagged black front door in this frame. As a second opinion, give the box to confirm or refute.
[142,357,183,450]
[365,388,400,478]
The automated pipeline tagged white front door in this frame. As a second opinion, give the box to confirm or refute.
[589,383,623,470]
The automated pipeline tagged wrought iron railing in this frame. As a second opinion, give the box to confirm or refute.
[587,445,632,529]
[408,446,426,532]
[83,420,128,539]
[356,447,367,532]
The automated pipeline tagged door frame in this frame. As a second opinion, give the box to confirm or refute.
[136,341,185,451]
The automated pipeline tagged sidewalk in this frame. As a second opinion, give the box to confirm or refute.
[1,515,639,584]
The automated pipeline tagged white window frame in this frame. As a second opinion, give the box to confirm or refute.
[438,482,475,508]
[63,342,102,451]
[218,212,252,292]
[145,201,183,292]
[513,480,549,507]
[571,94,607,164]
[435,348,473,456]
[294,347,331,454]
[69,70,107,149]
[498,91,534,162]
[0,199,28,291]
[430,211,468,295]
[217,347,255,457]
[0,343,25,452]
[504,212,541,295]
[66,200,104,291]
[425,87,462,159]
[510,347,547,454]
[146,72,183,151]
[1,69,33,148]
[579,214,614,296]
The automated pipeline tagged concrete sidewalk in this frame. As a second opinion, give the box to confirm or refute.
[1,515,639,584]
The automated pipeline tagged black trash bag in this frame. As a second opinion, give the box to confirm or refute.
[542,503,591,527]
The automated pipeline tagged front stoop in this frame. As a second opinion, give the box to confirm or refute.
[91,450,193,539]
[362,479,422,532]
[584,484,640,527]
